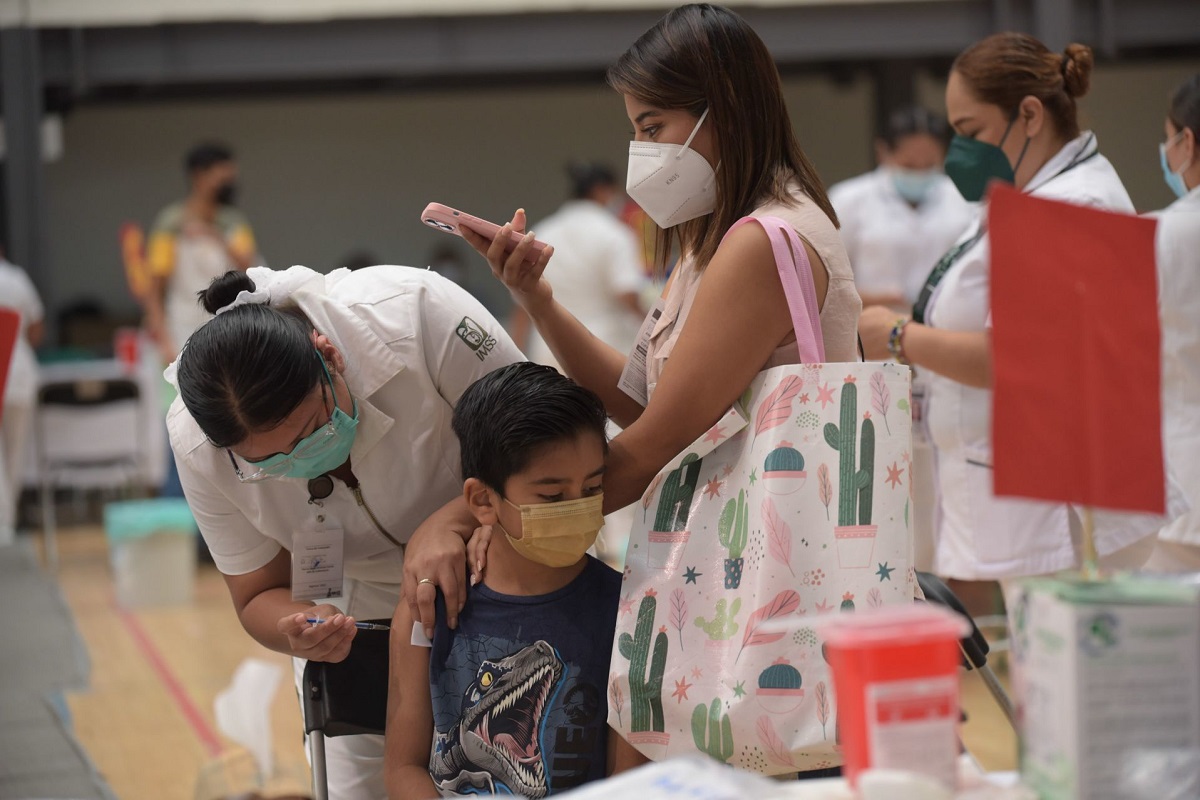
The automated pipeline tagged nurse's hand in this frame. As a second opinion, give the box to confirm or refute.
[858,305,905,361]
[278,605,357,662]
[403,522,470,641]
[460,208,555,315]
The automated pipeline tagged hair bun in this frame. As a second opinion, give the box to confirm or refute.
[1061,43,1093,98]
[199,270,255,315]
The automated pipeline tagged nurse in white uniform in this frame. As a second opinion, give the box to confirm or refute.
[1147,73,1200,572]
[859,33,1177,597]
[829,106,973,312]
[829,107,973,572]
[168,265,522,799]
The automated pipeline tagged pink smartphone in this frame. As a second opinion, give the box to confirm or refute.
[420,202,548,260]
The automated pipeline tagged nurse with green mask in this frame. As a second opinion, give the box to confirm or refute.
[858,33,1168,611]
[168,264,524,800]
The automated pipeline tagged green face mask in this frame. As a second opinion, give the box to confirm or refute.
[944,115,1030,202]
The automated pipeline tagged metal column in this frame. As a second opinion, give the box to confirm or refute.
[0,25,49,303]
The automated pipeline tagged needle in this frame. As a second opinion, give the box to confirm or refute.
[306,617,390,631]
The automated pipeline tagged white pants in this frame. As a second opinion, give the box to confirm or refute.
[1143,537,1200,573]
[292,657,386,800]
[0,401,33,542]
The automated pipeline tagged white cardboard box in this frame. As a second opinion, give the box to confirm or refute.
[1014,576,1200,800]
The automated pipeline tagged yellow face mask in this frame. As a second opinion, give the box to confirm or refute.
[499,493,605,567]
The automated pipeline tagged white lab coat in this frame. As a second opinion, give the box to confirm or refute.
[525,200,646,367]
[829,167,974,306]
[170,265,523,619]
[1155,184,1200,549]
[0,260,43,540]
[925,132,1182,580]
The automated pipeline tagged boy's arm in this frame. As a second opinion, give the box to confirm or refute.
[385,597,440,800]
[607,726,649,776]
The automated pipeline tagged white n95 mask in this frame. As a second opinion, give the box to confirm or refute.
[627,108,717,229]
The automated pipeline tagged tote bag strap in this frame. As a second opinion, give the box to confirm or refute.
[724,215,826,363]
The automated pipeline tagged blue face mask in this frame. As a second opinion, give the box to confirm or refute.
[1160,131,1192,199]
[235,356,359,481]
[890,167,941,205]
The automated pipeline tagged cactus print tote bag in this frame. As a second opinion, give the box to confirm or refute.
[608,216,916,774]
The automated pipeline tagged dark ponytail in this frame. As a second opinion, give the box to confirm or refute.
[178,271,323,448]
[1169,73,1200,139]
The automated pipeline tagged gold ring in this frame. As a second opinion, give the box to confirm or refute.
[417,578,435,587]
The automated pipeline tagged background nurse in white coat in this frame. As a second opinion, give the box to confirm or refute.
[829,106,973,312]
[859,33,1178,605]
[1147,73,1200,572]
[828,106,973,573]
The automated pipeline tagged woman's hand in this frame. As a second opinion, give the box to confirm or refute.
[277,604,357,662]
[466,525,494,586]
[858,305,904,361]
[403,518,471,641]
[459,209,555,315]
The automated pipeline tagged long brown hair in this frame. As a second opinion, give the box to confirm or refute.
[953,33,1093,140]
[607,3,837,274]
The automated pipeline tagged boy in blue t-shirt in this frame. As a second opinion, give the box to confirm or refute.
[387,363,643,798]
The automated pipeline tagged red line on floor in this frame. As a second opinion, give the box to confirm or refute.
[117,605,224,757]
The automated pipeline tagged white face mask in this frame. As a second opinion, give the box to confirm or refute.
[626,108,717,229]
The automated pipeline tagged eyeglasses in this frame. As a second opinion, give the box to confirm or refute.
[226,376,339,483]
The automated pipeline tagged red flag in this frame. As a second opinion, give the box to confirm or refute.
[989,185,1163,513]
[0,309,19,423]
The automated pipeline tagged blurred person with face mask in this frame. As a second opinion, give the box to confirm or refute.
[144,141,260,365]
[1146,73,1200,572]
[829,108,973,574]
[828,107,973,313]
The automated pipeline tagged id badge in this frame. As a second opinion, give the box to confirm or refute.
[291,525,345,602]
[617,299,664,408]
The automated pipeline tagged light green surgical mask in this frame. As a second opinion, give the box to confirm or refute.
[231,356,358,482]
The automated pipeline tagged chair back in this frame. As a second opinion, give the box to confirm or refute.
[302,625,390,738]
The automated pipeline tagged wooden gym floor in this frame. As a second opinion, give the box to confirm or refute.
[42,525,1016,799]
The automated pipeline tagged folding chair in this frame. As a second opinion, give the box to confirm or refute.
[301,624,390,800]
[37,376,143,569]
[917,571,1016,728]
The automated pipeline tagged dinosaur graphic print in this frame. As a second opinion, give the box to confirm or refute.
[431,640,566,797]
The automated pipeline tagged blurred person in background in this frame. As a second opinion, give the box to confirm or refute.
[145,141,260,365]
[0,246,44,545]
[858,33,1175,607]
[829,107,973,577]
[1147,73,1200,572]
[512,161,647,370]
[829,106,972,312]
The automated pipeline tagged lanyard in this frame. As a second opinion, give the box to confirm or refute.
[911,136,1101,326]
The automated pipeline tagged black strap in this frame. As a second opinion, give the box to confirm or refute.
[911,227,986,325]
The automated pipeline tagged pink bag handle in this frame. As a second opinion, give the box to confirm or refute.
[724,215,826,363]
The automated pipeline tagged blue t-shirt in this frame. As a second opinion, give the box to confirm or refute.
[429,556,622,797]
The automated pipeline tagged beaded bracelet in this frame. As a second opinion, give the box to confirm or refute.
[887,318,910,365]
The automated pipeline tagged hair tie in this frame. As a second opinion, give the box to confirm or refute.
[1060,53,1071,74]
[215,286,271,315]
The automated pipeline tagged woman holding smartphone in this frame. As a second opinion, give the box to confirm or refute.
[402,3,870,778]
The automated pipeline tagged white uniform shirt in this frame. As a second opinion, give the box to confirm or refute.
[1155,184,1200,547]
[169,266,523,619]
[0,260,44,407]
[925,132,1181,580]
[525,200,645,366]
[829,168,973,305]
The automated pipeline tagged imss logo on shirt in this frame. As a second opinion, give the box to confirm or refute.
[456,316,498,361]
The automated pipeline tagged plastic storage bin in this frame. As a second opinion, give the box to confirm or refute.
[103,498,198,609]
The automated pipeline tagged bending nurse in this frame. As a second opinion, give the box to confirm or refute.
[169,265,522,799]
